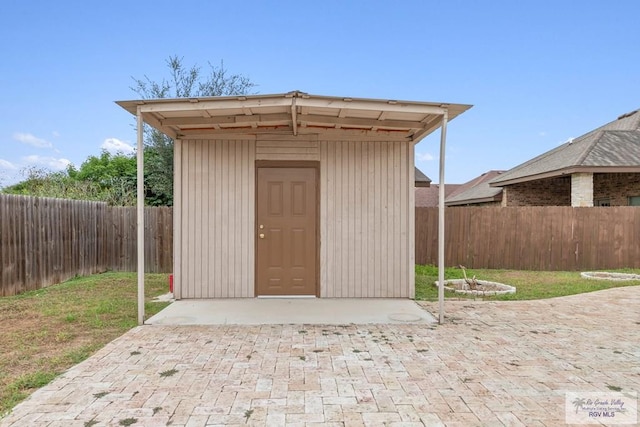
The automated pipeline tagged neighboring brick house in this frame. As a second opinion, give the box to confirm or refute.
[490,109,640,207]
[444,170,505,206]
[414,167,431,188]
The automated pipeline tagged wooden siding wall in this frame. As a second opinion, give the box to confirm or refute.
[256,134,320,161]
[415,206,640,270]
[0,194,172,297]
[175,139,255,298]
[320,140,414,297]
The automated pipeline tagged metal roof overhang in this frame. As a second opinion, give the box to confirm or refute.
[117,90,471,142]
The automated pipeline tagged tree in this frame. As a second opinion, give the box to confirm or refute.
[3,166,106,202]
[131,55,257,205]
[69,151,137,206]
[3,152,138,206]
[71,151,136,185]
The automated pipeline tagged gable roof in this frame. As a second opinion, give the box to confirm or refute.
[414,167,431,187]
[117,90,471,143]
[491,109,640,186]
[445,170,505,205]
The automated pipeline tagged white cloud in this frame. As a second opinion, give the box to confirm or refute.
[13,132,52,148]
[416,152,435,162]
[52,131,61,138]
[101,138,135,155]
[539,131,547,137]
[23,155,71,171]
[0,159,17,170]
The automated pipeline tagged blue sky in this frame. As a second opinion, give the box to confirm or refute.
[1,0,639,187]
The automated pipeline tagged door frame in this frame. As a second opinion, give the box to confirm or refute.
[254,160,321,297]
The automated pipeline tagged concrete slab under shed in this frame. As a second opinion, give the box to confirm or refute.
[146,298,436,325]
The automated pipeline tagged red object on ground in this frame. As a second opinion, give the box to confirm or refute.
[169,274,174,293]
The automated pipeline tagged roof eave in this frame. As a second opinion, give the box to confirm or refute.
[116,92,472,143]
[490,165,640,186]
[445,195,502,206]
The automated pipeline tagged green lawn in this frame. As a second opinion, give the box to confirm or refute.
[0,272,170,415]
[415,264,640,301]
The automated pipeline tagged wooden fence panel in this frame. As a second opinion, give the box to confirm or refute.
[1,195,173,296]
[105,206,172,274]
[416,206,640,271]
[0,195,106,296]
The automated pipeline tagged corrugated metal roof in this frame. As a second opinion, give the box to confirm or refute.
[117,91,472,142]
[491,109,640,186]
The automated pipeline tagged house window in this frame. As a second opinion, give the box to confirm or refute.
[629,196,640,206]
[595,199,610,207]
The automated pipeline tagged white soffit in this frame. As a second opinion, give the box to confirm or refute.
[116,91,472,142]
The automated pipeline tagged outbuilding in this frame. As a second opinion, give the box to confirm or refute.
[117,91,470,306]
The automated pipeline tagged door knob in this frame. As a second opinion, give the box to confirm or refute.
[259,233,265,239]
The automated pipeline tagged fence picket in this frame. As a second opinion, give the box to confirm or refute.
[415,206,640,271]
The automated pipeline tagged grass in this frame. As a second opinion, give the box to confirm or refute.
[0,272,170,415]
[415,264,640,301]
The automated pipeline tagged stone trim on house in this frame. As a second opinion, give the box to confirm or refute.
[571,173,594,207]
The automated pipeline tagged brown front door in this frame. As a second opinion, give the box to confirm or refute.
[256,166,318,296]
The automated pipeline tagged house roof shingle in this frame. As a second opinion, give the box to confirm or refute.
[491,109,640,186]
[445,170,505,205]
[415,184,462,207]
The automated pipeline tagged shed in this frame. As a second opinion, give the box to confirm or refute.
[117,91,470,309]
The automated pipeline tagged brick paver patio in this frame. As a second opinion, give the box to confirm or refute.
[1,286,638,426]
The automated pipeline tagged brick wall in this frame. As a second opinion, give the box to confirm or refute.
[503,176,571,206]
[502,173,640,206]
[594,173,640,205]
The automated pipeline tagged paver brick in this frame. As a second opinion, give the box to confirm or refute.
[1,286,639,426]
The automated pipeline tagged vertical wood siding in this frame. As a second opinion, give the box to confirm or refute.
[175,139,255,298]
[320,140,414,298]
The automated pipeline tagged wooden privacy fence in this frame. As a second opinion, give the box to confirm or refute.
[416,206,640,271]
[3,196,639,296]
[0,194,172,296]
